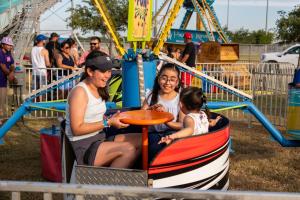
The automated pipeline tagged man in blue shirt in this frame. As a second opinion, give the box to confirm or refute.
[0,36,16,125]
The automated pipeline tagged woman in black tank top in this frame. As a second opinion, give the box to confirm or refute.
[56,41,77,77]
[56,40,78,98]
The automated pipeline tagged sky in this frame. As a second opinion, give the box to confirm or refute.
[39,0,300,37]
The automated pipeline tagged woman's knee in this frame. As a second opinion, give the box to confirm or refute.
[124,142,136,151]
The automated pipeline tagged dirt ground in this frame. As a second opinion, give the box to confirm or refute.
[0,119,299,199]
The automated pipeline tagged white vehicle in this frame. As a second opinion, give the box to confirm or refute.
[261,44,300,67]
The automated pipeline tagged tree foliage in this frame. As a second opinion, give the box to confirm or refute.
[276,5,300,43]
[225,28,274,44]
[67,0,128,34]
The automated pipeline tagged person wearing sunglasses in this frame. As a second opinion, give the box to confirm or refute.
[56,40,78,98]
[79,36,108,65]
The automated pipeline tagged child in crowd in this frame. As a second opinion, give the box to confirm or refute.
[142,63,185,161]
[159,86,221,145]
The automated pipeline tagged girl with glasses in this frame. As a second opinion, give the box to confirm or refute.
[141,63,185,162]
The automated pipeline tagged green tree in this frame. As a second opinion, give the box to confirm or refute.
[67,0,128,34]
[276,5,300,43]
[225,28,274,44]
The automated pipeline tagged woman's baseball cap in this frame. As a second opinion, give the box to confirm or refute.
[1,37,14,46]
[85,54,114,72]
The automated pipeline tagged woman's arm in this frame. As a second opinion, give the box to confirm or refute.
[141,99,149,110]
[69,87,128,136]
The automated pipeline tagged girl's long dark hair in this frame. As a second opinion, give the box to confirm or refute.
[80,50,110,101]
[148,63,181,106]
[180,86,210,119]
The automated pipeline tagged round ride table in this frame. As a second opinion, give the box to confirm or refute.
[119,110,174,170]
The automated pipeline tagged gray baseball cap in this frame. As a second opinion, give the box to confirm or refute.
[85,55,114,72]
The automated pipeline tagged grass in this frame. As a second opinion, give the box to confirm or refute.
[0,119,299,199]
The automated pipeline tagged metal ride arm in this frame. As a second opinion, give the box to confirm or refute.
[208,101,300,147]
[201,0,229,43]
[153,0,185,55]
[180,8,194,29]
[152,0,171,22]
[91,0,126,56]
[191,0,213,41]
[159,53,253,100]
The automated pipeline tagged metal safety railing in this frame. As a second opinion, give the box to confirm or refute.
[1,180,300,200]
[2,62,295,127]
[184,62,295,127]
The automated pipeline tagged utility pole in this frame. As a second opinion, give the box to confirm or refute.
[265,0,269,32]
[226,0,230,29]
[71,0,74,36]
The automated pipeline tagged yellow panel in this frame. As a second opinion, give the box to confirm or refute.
[287,106,300,130]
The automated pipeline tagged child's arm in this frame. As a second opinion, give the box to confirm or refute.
[209,116,222,127]
[165,110,185,130]
[159,116,194,144]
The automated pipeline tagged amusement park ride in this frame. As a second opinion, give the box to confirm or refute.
[0,0,300,192]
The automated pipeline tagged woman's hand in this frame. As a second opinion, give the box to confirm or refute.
[148,104,166,112]
[108,111,129,129]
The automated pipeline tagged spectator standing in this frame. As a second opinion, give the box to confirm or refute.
[0,37,16,125]
[31,34,50,90]
[79,36,108,65]
[180,32,196,87]
[66,38,79,66]
[45,32,60,67]
[56,41,78,98]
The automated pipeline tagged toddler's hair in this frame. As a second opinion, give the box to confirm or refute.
[180,86,210,119]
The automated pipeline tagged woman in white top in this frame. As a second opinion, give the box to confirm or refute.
[141,63,185,162]
[66,51,140,168]
[159,87,221,145]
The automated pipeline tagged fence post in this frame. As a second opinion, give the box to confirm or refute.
[12,192,21,200]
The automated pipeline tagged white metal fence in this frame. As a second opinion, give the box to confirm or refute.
[188,62,295,127]
[3,62,295,127]
[1,180,300,200]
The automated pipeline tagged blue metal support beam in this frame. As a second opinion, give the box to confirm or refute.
[207,101,300,147]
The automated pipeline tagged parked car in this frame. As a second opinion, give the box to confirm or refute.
[261,44,300,67]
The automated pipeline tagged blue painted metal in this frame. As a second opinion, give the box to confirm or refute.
[0,0,22,14]
[207,101,300,147]
[166,28,221,44]
[191,0,213,41]
[0,101,116,142]
[0,103,29,139]
[293,69,300,85]
[180,9,194,29]
[122,60,157,108]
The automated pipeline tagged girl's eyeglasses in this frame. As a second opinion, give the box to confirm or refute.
[159,75,177,83]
